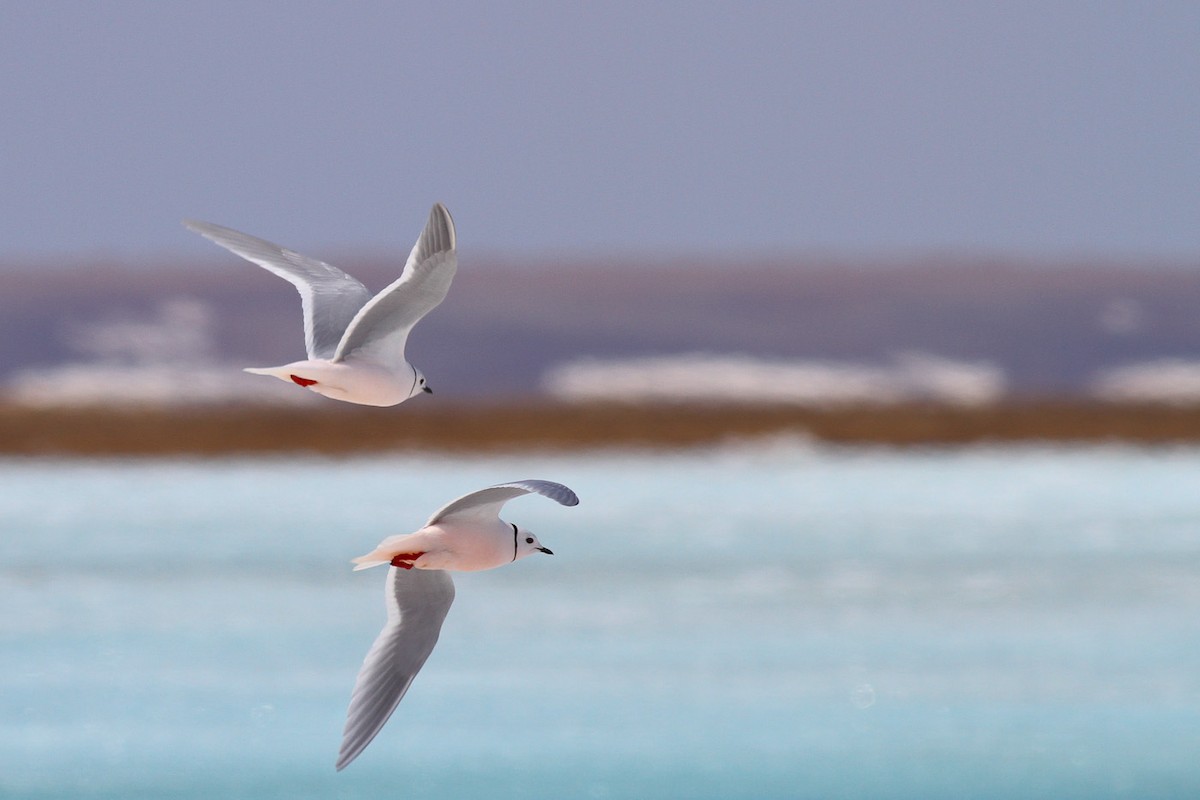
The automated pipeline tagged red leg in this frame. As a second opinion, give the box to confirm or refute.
[290,374,318,387]
[389,552,425,569]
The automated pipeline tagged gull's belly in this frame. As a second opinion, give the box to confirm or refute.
[298,360,414,407]
[418,522,513,572]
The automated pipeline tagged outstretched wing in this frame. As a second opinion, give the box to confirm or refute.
[336,567,456,771]
[183,219,371,360]
[332,203,457,368]
[425,480,580,526]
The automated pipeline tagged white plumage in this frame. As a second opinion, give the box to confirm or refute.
[184,203,456,406]
[337,479,580,770]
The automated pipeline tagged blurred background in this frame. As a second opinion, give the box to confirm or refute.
[2,3,1200,799]
[1,1,1197,414]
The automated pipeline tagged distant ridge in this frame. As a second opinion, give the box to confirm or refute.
[4,401,1200,456]
[2,255,1199,402]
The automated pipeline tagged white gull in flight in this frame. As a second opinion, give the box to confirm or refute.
[337,479,580,770]
[183,203,456,406]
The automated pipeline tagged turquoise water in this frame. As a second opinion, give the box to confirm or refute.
[2,443,1200,798]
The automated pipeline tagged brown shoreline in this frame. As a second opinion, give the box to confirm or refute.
[3,400,1200,457]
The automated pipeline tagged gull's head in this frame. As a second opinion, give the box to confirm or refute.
[510,522,554,561]
[409,367,433,398]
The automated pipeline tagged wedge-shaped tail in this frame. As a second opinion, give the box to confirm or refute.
[243,365,294,382]
[351,534,412,571]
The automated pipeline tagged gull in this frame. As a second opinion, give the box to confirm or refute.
[183,203,456,406]
[337,479,580,771]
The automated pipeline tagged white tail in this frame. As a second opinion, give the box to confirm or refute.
[350,533,416,571]
[243,365,293,381]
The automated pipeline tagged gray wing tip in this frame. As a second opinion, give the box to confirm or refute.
[509,479,580,507]
[336,733,374,770]
[423,202,456,254]
[336,734,373,771]
[182,218,244,243]
[556,487,581,507]
[181,218,214,234]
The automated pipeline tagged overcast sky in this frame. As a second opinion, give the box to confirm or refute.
[1,2,1197,263]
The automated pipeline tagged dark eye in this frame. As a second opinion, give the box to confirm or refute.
[419,378,425,384]
[525,537,534,544]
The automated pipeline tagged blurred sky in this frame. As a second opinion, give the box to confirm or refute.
[1,1,1197,262]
